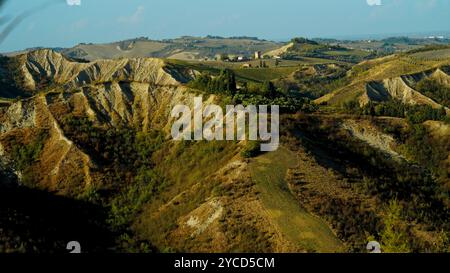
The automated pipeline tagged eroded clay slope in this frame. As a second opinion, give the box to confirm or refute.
[0,50,201,194]
[361,68,450,112]
[17,49,184,91]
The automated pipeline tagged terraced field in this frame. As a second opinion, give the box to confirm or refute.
[410,48,450,61]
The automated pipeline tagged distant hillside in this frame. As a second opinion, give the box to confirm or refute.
[6,35,450,64]
[280,38,374,64]
[314,36,450,56]
[315,46,450,111]
[382,36,450,45]
[60,36,282,61]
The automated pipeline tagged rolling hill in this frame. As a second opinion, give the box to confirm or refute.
[315,46,450,111]
[1,45,449,253]
[0,49,344,253]
[279,38,374,64]
[60,36,283,61]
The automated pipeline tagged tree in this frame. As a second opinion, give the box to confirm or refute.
[219,69,237,95]
[416,78,450,108]
[380,200,411,253]
[188,69,237,95]
[261,81,277,98]
[363,101,375,116]
[219,53,229,61]
[343,100,360,113]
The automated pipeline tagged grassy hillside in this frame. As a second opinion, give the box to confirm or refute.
[315,48,450,106]
[281,114,449,252]
[281,38,373,64]
[410,47,450,61]
[233,67,299,82]
[249,147,344,252]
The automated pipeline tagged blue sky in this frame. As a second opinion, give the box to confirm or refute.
[0,0,449,52]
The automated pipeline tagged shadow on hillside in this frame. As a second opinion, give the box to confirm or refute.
[291,127,360,181]
[0,176,116,253]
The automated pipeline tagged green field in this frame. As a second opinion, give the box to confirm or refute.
[167,57,345,83]
[324,50,371,58]
[166,59,302,83]
[233,67,299,82]
[249,147,344,252]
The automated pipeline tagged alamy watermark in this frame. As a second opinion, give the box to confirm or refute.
[171,97,279,152]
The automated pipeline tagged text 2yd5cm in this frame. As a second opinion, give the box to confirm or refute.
[174,257,275,271]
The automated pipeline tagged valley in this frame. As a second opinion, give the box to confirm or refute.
[0,36,449,253]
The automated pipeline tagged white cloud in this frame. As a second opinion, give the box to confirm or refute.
[367,0,382,6]
[118,6,145,24]
[67,0,81,6]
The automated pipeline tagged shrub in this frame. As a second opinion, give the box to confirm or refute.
[109,168,163,228]
[352,99,448,124]
[11,130,48,172]
[380,200,412,253]
[188,69,237,95]
[240,141,261,158]
[416,78,450,108]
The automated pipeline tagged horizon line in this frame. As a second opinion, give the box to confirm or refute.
[3,30,450,54]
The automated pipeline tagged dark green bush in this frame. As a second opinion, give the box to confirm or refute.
[240,141,261,158]
[11,130,48,171]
